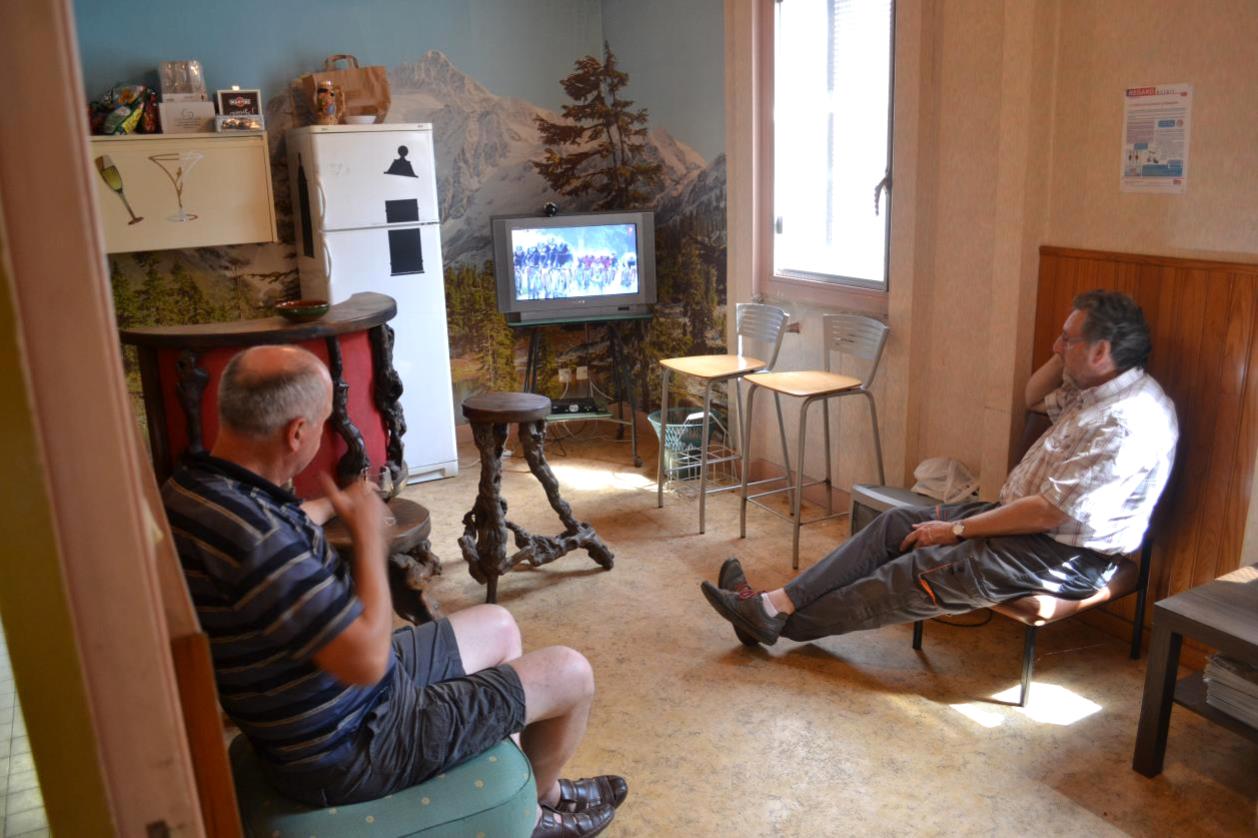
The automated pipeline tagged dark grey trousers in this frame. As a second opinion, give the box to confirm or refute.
[780,502,1117,642]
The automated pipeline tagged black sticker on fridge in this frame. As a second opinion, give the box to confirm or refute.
[388,227,424,275]
[297,154,314,258]
[384,146,418,178]
[385,198,420,223]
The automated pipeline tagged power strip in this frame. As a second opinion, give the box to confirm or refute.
[551,398,599,414]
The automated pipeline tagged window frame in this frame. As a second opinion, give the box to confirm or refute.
[752,0,897,314]
[771,0,896,293]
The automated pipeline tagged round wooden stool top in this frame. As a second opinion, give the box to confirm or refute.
[324,497,431,557]
[462,392,552,424]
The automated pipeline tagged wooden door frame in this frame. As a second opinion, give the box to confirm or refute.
[0,0,205,833]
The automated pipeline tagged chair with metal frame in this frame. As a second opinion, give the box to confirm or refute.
[740,313,889,569]
[657,302,791,534]
[907,410,1159,707]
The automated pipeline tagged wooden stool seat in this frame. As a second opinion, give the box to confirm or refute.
[458,391,614,603]
[659,353,766,380]
[325,497,442,625]
[743,370,863,398]
[462,392,552,424]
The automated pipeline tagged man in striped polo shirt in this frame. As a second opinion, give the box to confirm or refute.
[163,345,624,837]
[701,290,1178,647]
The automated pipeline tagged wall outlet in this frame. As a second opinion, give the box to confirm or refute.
[575,366,589,381]
[558,367,572,383]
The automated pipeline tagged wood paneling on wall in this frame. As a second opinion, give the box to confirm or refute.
[1036,246,1258,642]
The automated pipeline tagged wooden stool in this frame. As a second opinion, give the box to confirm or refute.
[459,392,614,603]
[324,497,442,624]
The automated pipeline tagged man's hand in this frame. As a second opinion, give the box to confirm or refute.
[319,473,387,541]
[1025,354,1064,413]
[900,518,960,551]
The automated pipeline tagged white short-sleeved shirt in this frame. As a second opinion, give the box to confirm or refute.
[998,367,1178,555]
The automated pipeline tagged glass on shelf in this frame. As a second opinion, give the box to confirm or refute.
[94,155,143,225]
[148,151,204,223]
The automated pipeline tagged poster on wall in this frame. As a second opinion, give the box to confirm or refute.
[1120,83,1192,194]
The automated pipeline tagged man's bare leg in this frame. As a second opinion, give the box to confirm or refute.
[510,646,595,807]
[448,604,523,671]
[446,605,595,807]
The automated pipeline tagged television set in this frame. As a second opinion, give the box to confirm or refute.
[491,210,656,323]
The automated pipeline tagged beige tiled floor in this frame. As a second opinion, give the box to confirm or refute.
[401,433,1258,836]
[0,627,46,838]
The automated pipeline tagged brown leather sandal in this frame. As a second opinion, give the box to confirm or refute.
[532,802,616,837]
[555,775,629,813]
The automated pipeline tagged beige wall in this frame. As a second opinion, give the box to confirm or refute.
[734,0,1258,504]
[1048,0,1258,258]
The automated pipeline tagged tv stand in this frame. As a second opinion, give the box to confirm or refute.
[509,311,652,467]
[508,304,652,324]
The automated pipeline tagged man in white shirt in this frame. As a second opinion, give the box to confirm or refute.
[701,290,1178,646]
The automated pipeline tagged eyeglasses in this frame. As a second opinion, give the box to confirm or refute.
[1058,331,1090,347]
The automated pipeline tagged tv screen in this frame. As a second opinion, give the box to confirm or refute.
[492,210,655,323]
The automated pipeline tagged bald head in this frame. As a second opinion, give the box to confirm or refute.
[218,346,332,438]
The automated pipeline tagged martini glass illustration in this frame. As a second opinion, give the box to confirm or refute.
[94,155,143,225]
[148,151,203,222]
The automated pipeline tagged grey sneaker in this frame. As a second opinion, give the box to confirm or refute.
[718,558,760,647]
[700,580,786,646]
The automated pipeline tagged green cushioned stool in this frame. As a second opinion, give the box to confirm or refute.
[230,737,537,837]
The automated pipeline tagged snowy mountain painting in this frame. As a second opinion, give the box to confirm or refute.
[109,47,727,432]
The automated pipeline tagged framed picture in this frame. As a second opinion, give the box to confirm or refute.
[215,88,262,116]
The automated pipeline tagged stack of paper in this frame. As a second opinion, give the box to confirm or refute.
[1203,655,1258,729]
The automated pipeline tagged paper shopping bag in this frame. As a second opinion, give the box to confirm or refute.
[294,54,391,125]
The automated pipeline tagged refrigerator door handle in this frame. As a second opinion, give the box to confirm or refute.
[315,178,328,228]
[321,238,333,280]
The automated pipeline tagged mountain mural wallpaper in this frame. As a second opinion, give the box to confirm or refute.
[106,42,726,432]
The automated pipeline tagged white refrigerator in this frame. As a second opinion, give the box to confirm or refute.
[287,124,457,483]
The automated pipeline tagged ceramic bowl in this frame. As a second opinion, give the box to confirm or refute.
[274,299,330,322]
[345,115,377,125]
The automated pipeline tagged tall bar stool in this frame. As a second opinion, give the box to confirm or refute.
[657,303,791,534]
[740,313,888,569]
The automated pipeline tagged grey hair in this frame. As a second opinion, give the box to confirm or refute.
[218,347,329,437]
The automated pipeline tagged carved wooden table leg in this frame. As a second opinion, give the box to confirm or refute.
[457,420,513,603]
[325,498,440,624]
[460,392,614,604]
[388,542,442,625]
[512,418,614,569]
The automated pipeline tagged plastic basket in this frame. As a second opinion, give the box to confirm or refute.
[648,407,727,483]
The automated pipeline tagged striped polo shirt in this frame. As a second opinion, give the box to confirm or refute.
[162,453,389,768]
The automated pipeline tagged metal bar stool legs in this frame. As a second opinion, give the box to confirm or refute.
[865,390,887,484]
[698,379,715,533]
[657,365,670,510]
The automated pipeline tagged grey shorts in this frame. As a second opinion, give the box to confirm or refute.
[264,619,528,807]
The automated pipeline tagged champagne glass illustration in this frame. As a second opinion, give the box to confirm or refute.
[94,155,143,225]
[148,151,203,222]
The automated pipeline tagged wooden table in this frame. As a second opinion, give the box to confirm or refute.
[323,497,441,625]
[1132,565,1258,776]
[119,291,406,499]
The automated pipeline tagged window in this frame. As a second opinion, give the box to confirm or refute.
[773,0,894,289]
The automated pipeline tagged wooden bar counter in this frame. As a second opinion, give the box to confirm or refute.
[120,291,406,499]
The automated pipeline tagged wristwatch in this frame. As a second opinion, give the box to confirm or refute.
[951,521,966,539]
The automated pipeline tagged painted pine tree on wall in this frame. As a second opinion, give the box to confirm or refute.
[532,42,663,209]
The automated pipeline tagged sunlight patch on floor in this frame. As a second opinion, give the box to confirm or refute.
[1001,683,1103,725]
[950,702,1006,728]
[546,461,657,492]
[950,683,1103,728]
